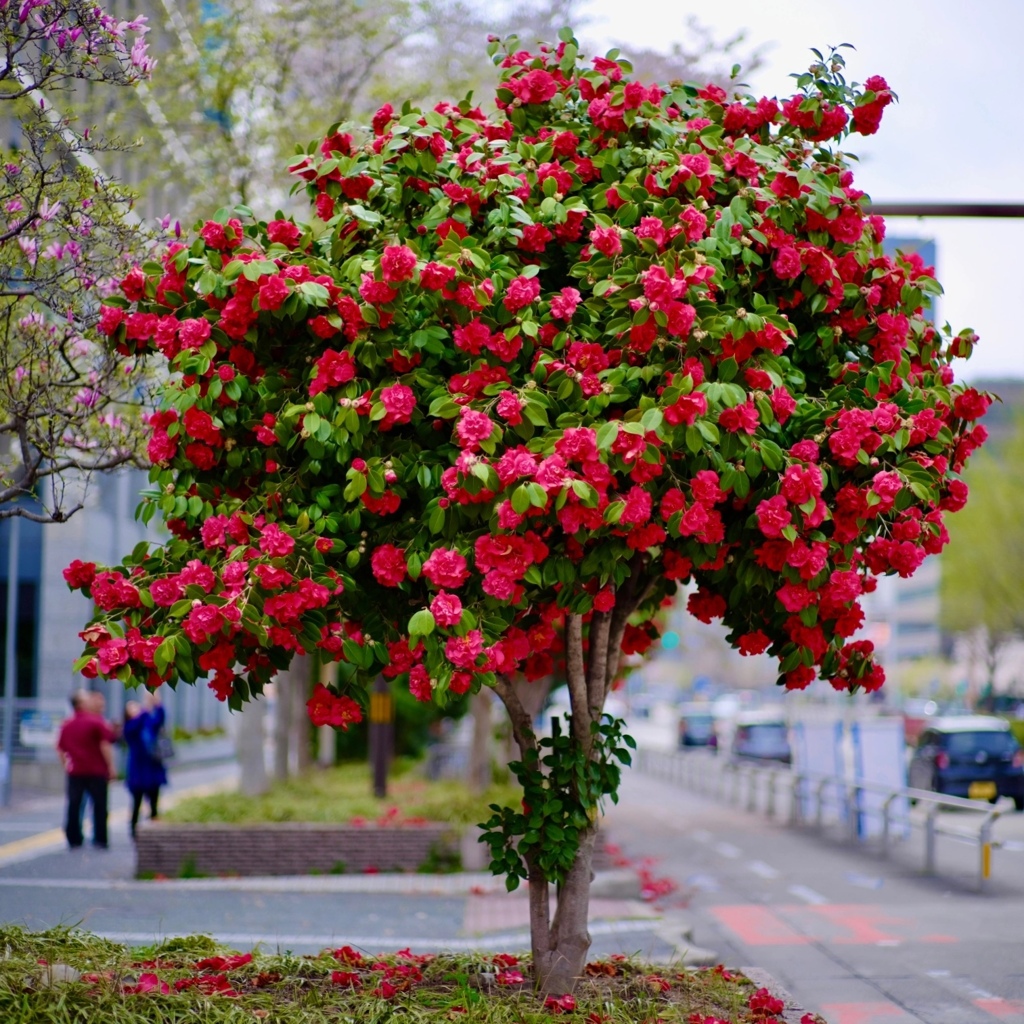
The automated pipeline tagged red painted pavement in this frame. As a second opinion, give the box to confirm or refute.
[975,997,1024,1020]
[708,905,810,945]
[820,1001,916,1024]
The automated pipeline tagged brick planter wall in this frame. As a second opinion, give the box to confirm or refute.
[135,822,458,877]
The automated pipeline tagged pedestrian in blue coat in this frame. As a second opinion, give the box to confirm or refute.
[123,690,168,839]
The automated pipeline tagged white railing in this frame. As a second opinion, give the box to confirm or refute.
[636,747,1007,892]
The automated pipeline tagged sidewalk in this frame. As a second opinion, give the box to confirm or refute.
[0,754,686,962]
[0,736,238,869]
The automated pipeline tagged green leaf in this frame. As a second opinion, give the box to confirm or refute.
[408,609,436,637]
[511,484,532,514]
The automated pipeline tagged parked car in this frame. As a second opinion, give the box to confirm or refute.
[730,714,791,765]
[677,706,717,750]
[908,716,1024,810]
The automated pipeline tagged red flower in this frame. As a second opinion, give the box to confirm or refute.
[503,275,540,312]
[371,544,407,587]
[549,287,580,320]
[380,244,418,284]
[772,245,802,279]
[953,388,991,421]
[63,560,97,589]
[306,684,363,729]
[183,604,225,643]
[456,408,495,448]
[755,496,792,538]
[331,970,361,987]
[332,946,364,965]
[420,262,456,290]
[421,548,469,588]
[380,383,416,424]
[664,393,707,427]
[97,305,125,336]
[430,590,463,627]
[267,219,302,247]
[258,523,295,557]
[687,588,726,624]
[718,399,759,434]
[184,442,216,470]
[309,348,356,396]
[445,630,484,669]
[510,68,559,105]
[738,631,771,656]
[409,665,432,701]
[544,993,577,1014]
[619,486,652,525]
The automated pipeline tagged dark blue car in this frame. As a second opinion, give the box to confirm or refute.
[908,717,1024,810]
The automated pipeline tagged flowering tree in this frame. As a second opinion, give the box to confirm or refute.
[0,0,154,521]
[67,32,986,992]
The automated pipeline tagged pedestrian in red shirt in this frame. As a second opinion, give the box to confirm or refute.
[56,690,116,849]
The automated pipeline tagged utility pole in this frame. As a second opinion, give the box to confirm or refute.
[1,517,22,807]
[368,676,394,799]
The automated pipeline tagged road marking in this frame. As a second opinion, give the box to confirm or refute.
[691,829,713,843]
[710,905,810,946]
[787,884,828,905]
[747,860,780,879]
[821,1001,915,1024]
[0,828,66,862]
[685,874,720,892]
[1003,840,1024,852]
[975,997,1024,1019]
[713,842,741,859]
[844,871,884,890]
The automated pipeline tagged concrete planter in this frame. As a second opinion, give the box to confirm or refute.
[135,821,459,878]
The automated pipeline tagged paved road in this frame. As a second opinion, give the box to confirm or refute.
[607,767,1024,1024]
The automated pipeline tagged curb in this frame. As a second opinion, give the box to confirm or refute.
[741,967,822,1024]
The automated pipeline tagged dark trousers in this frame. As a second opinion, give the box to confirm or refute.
[66,774,108,848]
[130,787,161,837]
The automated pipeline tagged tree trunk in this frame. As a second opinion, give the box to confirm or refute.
[468,689,492,794]
[317,658,337,768]
[506,675,553,770]
[272,665,293,781]
[492,554,651,995]
[530,826,597,995]
[235,698,269,797]
[292,653,314,773]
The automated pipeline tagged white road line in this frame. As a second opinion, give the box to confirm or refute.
[747,860,780,879]
[685,874,720,892]
[787,884,828,905]
[713,842,741,859]
[844,871,884,890]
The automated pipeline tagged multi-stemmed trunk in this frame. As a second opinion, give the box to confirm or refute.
[493,555,650,996]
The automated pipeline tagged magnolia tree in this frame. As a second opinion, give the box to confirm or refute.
[0,0,154,520]
[67,32,987,992]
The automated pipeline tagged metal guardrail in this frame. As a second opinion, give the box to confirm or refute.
[636,747,1006,892]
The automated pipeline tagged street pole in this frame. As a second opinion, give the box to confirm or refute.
[1,516,22,807]
[368,675,394,799]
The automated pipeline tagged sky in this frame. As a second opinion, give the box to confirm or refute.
[578,0,1024,382]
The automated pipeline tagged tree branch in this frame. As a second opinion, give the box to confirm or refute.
[585,611,610,722]
[564,613,590,751]
[491,674,537,760]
